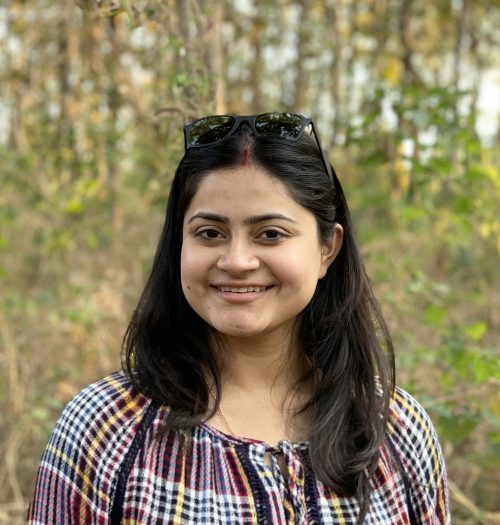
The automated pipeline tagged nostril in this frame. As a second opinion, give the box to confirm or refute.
[216,252,260,270]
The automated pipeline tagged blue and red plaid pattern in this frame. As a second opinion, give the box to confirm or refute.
[28,371,450,524]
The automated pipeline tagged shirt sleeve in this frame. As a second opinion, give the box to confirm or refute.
[27,371,151,525]
[388,386,451,525]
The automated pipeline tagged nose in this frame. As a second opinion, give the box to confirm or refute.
[216,238,260,274]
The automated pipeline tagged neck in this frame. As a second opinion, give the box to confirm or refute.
[211,329,308,396]
[206,329,314,444]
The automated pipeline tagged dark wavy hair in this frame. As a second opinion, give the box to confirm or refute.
[122,128,395,522]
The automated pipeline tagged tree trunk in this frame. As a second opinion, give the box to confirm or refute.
[326,1,341,146]
[203,2,226,113]
[290,0,312,112]
[452,0,468,124]
[249,8,265,113]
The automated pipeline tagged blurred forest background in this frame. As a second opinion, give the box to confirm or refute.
[1,0,499,523]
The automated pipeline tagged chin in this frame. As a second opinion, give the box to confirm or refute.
[215,326,261,338]
[210,319,266,339]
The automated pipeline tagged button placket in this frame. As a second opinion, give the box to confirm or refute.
[269,447,288,494]
[284,443,310,524]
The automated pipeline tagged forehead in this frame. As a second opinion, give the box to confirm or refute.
[183,165,307,220]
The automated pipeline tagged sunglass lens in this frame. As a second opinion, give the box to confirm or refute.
[189,116,235,146]
[255,113,303,139]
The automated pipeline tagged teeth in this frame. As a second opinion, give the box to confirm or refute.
[218,286,266,293]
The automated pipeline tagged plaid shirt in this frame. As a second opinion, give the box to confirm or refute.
[28,371,450,524]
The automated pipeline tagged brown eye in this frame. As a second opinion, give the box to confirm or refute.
[259,229,287,241]
[198,228,223,240]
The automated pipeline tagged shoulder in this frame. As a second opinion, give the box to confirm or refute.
[55,370,152,441]
[40,370,156,470]
[389,386,439,446]
[29,371,157,521]
[388,385,448,488]
[378,386,450,523]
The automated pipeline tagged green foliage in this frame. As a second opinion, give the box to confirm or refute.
[0,0,499,522]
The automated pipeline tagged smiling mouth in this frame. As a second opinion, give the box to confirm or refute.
[214,285,273,293]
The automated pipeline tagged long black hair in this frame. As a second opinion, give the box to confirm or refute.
[122,128,395,522]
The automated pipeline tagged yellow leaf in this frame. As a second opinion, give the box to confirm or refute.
[489,390,500,419]
[382,57,403,86]
[65,197,84,215]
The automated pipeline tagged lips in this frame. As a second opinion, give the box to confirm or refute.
[211,284,274,294]
[216,285,270,293]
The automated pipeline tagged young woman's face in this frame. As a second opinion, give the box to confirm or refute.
[181,165,342,342]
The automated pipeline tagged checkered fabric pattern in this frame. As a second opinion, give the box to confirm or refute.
[28,371,450,524]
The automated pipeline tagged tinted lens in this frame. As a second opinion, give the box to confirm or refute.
[189,116,235,146]
[255,113,304,139]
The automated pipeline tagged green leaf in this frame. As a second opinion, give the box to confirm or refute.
[439,413,478,445]
[65,197,84,215]
[464,321,487,341]
[424,304,448,326]
[454,195,474,214]
[472,357,496,383]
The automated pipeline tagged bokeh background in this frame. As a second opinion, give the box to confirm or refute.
[1,1,499,523]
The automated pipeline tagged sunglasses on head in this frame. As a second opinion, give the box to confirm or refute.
[183,112,334,182]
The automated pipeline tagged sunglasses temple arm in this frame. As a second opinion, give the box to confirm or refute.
[183,127,190,150]
[310,121,334,183]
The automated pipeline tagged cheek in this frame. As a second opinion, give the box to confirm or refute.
[180,242,219,294]
[273,257,322,297]
[277,246,322,282]
[180,244,204,290]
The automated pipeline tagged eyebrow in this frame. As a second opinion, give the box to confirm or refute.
[187,212,297,225]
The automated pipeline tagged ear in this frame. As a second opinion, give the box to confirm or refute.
[318,224,344,279]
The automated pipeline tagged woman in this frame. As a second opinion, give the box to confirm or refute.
[29,113,450,524]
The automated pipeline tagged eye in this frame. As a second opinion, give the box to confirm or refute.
[196,228,224,240]
[258,229,287,241]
